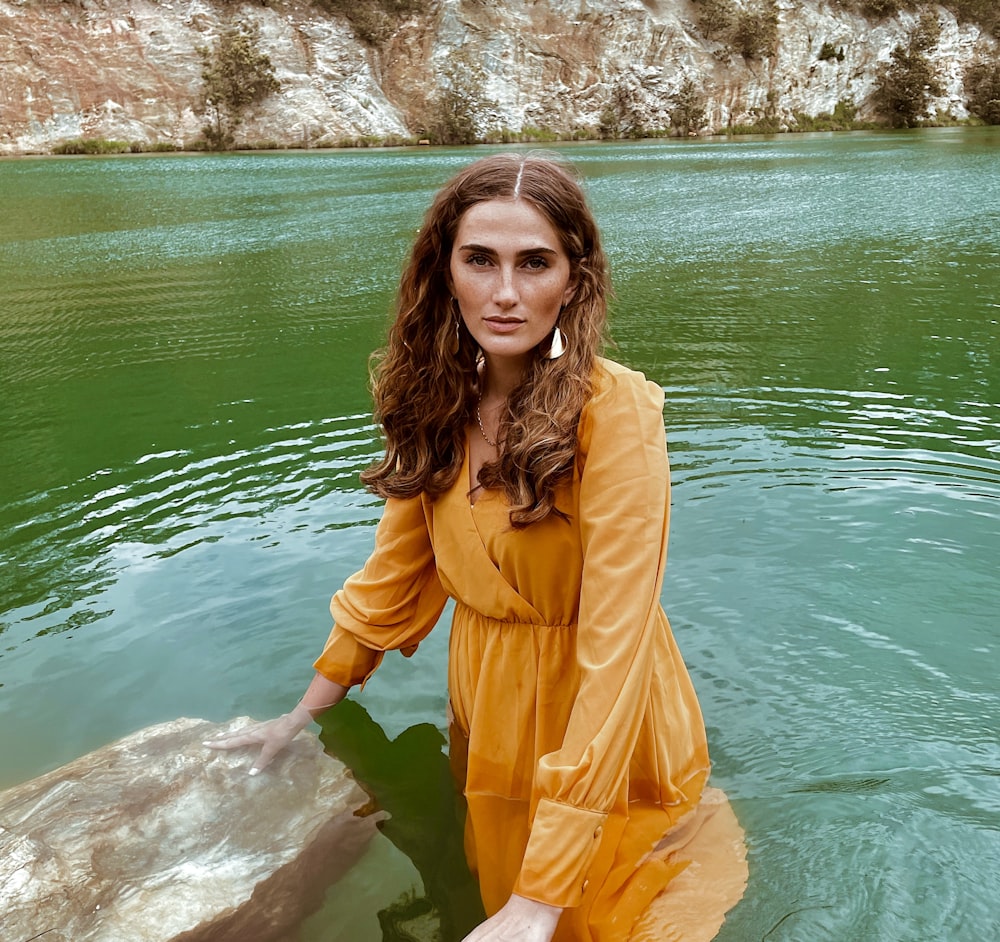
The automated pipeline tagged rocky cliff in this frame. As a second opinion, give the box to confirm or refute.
[0,0,996,155]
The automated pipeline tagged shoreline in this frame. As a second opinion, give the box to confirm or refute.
[2,119,993,159]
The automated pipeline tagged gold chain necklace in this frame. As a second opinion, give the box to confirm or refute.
[476,399,499,448]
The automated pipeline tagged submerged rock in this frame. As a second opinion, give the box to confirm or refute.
[0,716,385,942]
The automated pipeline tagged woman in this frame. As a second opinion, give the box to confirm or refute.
[208,153,746,941]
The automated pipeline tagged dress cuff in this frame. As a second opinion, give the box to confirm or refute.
[513,799,608,908]
[312,624,383,689]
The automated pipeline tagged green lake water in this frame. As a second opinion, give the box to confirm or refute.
[1,130,999,940]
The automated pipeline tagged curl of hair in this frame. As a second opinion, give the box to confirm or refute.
[360,152,611,527]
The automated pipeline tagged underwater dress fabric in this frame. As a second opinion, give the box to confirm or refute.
[314,359,726,940]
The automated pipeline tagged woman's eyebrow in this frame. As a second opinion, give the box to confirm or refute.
[457,242,560,256]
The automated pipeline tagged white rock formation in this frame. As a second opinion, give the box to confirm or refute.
[0,0,996,154]
[0,716,385,942]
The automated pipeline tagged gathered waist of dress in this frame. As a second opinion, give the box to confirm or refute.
[452,600,574,631]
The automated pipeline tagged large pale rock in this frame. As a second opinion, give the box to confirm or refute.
[0,717,386,942]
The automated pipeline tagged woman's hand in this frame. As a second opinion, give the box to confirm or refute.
[203,702,316,775]
[460,894,563,942]
[204,676,348,774]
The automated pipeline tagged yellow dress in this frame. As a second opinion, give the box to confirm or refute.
[314,358,745,940]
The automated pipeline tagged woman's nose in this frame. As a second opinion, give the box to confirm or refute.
[493,266,518,306]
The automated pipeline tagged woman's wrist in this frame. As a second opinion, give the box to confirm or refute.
[507,893,563,930]
[297,674,349,719]
[294,699,338,720]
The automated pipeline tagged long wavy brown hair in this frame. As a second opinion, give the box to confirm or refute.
[360,152,611,527]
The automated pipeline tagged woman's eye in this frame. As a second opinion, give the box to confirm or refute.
[467,254,491,267]
[524,256,549,270]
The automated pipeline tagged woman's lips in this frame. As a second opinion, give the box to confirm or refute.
[484,317,525,333]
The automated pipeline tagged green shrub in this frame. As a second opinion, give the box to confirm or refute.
[927,108,962,126]
[818,42,846,62]
[793,98,862,131]
[336,134,386,147]
[727,120,784,135]
[51,138,131,155]
[480,126,567,144]
[326,133,418,148]
[520,126,560,142]
[833,98,858,124]
[381,133,418,147]
[123,140,178,153]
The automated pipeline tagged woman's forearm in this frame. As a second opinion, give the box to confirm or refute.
[298,672,349,718]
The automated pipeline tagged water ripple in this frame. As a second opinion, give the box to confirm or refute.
[0,413,382,636]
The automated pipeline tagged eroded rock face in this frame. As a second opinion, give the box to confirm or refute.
[0,717,385,942]
[0,0,996,154]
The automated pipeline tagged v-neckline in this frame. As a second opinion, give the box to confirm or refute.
[441,439,546,625]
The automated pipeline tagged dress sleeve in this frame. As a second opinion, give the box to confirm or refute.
[514,367,671,908]
[313,494,449,689]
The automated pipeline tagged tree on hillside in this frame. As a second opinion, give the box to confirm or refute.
[669,76,708,136]
[691,0,736,41]
[872,12,943,127]
[429,50,496,145]
[948,0,1000,37]
[859,0,916,17]
[965,58,1000,124]
[833,1,998,39]
[692,0,779,60]
[315,0,430,46]
[199,20,280,150]
[910,8,942,53]
[732,0,779,60]
[599,75,649,139]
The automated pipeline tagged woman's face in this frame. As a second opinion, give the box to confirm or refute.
[449,198,575,373]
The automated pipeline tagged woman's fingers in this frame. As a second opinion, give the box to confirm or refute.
[248,740,285,775]
[202,707,315,774]
[202,730,266,750]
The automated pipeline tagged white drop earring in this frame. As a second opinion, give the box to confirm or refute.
[545,326,565,360]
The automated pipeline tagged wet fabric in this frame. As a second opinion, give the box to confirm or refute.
[314,359,745,939]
